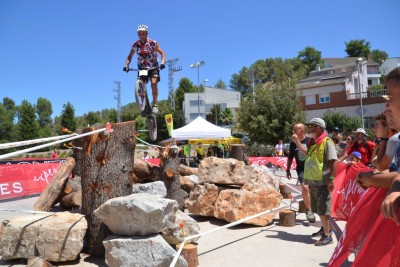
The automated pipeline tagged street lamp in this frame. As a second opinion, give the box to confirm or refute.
[356,58,366,129]
[190,61,205,117]
[204,79,209,87]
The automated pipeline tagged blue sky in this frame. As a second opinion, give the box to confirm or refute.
[1,0,399,118]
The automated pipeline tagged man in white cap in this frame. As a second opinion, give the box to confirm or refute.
[338,128,375,166]
[302,118,338,246]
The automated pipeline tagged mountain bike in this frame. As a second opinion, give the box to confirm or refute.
[126,68,158,141]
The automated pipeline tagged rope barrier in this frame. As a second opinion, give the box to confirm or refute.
[133,135,164,148]
[0,209,54,214]
[0,128,106,160]
[170,202,288,267]
[0,134,77,150]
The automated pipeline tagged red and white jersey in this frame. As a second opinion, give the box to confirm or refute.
[132,38,159,70]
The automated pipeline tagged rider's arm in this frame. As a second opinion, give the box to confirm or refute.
[125,48,135,66]
[156,43,166,65]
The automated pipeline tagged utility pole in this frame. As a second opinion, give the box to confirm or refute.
[166,58,182,111]
[113,81,121,123]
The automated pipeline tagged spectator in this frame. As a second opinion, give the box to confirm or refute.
[196,142,204,161]
[304,118,338,246]
[371,112,399,171]
[338,128,375,166]
[347,151,364,166]
[212,141,223,158]
[339,135,355,160]
[142,151,150,160]
[206,146,213,157]
[274,140,284,157]
[287,123,315,223]
[51,149,59,159]
[331,127,343,142]
[332,137,342,158]
[356,67,400,224]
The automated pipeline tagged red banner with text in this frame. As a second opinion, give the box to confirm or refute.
[0,161,63,200]
[248,157,296,170]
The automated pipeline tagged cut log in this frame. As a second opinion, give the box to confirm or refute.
[180,175,197,193]
[60,190,82,208]
[72,121,136,256]
[178,164,198,176]
[229,144,245,161]
[279,209,296,227]
[279,183,291,199]
[133,158,161,183]
[176,243,199,267]
[298,200,306,213]
[161,147,187,211]
[33,157,76,211]
[64,175,81,194]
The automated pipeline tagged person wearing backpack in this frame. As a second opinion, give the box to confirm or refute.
[338,128,375,166]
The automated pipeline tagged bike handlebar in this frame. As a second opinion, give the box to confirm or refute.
[124,67,163,73]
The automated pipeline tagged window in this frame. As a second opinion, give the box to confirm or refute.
[305,95,316,105]
[189,100,204,106]
[319,94,330,103]
[368,79,372,85]
[190,113,198,119]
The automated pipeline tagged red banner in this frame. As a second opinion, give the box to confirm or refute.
[0,162,63,200]
[331,163,371,221]
[248,157,296,170]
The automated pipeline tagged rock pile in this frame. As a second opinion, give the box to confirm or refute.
[186,157,282,226]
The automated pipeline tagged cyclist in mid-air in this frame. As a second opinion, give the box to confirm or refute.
[123,24,166,114]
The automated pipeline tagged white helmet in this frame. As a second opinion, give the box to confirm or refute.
[137,24,148,32]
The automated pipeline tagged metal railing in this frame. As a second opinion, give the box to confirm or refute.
[346,88,387,100]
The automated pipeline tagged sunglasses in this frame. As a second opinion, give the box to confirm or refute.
[307,124,318,129]
[346,138,352,141]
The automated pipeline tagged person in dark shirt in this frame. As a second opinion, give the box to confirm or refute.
[212,141,223,158]
[287,123,315,223]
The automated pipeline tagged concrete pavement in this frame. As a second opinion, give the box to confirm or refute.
[0,172,352,267]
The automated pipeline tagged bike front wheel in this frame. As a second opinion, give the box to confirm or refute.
[135,79,148,113]
[147,114,157,141]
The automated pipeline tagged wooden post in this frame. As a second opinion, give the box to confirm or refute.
[229,144,245,161]
[72,121,136,256]
[279,209,296,227]
[34,157,75,211]
[176,243,199,267]
[279,183,291,199]
[161,146,187,211]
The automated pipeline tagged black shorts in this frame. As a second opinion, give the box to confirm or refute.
[138,69,160,82]
[296,170,304,184]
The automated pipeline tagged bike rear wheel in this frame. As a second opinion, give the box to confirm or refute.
[147,114,157,141]
[135,79,148,113]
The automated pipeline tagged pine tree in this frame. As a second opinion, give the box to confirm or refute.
[60,102,77,133]
[17,100,40,141]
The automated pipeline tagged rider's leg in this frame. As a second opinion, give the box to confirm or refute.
[150,77,158,107]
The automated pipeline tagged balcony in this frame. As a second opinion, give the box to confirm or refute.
[346,89,387,100]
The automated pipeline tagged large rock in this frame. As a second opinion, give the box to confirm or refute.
[162,210,200,245]
[197,157,246,185]
[185,183,220,216]
[132,181,167,197]
[93,193,178,236]
[103,234,188,267]
[243,164,279,190]
[214,187,282,226]
[0,212,87,261]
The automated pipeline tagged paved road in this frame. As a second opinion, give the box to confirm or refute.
[0,172,352,267]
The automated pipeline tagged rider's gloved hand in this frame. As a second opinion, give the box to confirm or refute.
[123,65,129,72]
[160,64,165,70]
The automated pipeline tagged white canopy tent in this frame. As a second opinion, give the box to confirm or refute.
[172,116,231,140]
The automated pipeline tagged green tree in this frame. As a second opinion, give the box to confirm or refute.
[371,49,388,64]
[17,100,40,141]
[0,98,17,142]
[155,100,186,141]
[84,111,101,126]
[59,102,77,133]
[207,104,223,125]
[322,111,361,135]
[345,39,371,58]
[221,108,234,125]
[237,80,305,144]
[298,46,323,74]
[36,97,53,127]
[214,79,227,89]
[174,78,196,111]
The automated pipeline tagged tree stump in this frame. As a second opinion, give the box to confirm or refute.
[229,144,244,161]
[176,243,199,267]
[279,209,296,227]
[161,146,187,211]
[34,157,75,211]
[298,200,307,213]
[72,121,136,256]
